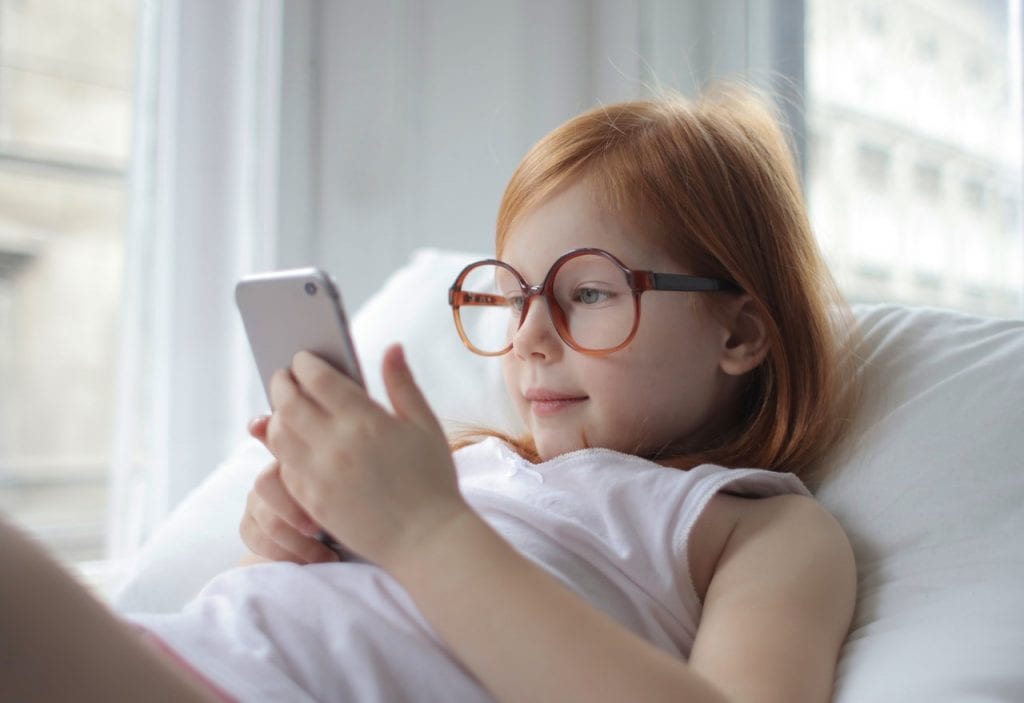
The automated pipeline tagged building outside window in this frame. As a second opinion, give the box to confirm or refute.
[0,0,136,564]
[806,0,1023,317]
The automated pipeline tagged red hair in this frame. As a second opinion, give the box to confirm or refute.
[454,87,858,477]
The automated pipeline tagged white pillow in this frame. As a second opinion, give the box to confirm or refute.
[349,248,519,434]
[817,304,1024,701]
[114,250,1024,701]
[112,438,270,613]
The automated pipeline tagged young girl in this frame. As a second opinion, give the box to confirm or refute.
[1,87,857,703]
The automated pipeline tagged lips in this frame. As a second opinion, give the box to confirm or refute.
[524,388,589,416]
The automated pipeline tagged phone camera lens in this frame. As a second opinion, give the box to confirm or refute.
[304,282,317,296]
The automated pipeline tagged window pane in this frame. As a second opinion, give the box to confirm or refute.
[806,0,1023,317]
[0,0,136,564]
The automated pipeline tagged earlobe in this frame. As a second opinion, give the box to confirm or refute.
[719,296,770,376]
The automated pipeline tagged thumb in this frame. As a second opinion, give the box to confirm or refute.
[381,344,440,430]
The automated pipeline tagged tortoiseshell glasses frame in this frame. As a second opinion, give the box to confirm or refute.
[448,247,742,356]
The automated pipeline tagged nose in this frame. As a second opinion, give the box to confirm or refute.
[511,293,563,360]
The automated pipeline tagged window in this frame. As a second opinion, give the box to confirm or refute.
[856,143,892,188]
[806,0,1023,316]
[0,0,137,564]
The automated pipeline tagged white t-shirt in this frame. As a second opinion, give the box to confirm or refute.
[129,437,809,702]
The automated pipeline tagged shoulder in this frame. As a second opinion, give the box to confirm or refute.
[688,492,857,701]
[699,492,854,597]
[725,491,849,552]
[731,492,853,575]
[689,490,851,599]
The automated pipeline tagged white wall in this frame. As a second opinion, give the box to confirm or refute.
[275,0,803,310]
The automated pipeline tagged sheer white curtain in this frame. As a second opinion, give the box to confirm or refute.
[107,0,311,558]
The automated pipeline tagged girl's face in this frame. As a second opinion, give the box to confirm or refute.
[500,180,746,461]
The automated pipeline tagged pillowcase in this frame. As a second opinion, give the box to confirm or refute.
[111,438,269,613]
[816,304,1024,701]
[349,248,519,434]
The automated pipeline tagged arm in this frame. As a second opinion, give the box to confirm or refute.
[688,494,857,703]
[388,490,854,703]
[267,346,853,702]
[386,495,854,703]
[0,516,221,703]
[389,505,731,703]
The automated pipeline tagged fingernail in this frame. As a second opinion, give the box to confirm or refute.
[388,344,406,371]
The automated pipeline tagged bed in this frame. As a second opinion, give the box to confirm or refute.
[114,249,1024,701]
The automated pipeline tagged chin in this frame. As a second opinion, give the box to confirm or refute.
[532,434,585,461]
[533,422,615,460]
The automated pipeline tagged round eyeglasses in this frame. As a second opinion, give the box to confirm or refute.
[448,247,742,356]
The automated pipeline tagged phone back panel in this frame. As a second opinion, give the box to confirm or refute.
[235,268,364,406]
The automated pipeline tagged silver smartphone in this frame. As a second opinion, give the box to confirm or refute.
[235,267,364,560]
[235,267,365,405]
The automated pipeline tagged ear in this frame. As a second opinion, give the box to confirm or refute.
[717,295,770,376]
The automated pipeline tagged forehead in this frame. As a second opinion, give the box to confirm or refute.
[500,180,671,278]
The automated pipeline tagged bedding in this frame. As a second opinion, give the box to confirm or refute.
[114,248,1024,701]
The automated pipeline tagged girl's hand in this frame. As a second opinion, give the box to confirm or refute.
[265,344,469,571]
[238,458,341,564]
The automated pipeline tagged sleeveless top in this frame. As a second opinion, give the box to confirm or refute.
[128,437,810,702]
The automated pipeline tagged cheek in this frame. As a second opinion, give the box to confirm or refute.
[590,355,682,419]
[586,322,723,446]
[587,367,703,453]
[501,357,528,420]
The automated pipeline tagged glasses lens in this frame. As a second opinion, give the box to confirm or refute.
[553,253,635,351]
[456,263,519,354]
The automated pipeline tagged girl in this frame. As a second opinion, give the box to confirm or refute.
[0,87,857,703]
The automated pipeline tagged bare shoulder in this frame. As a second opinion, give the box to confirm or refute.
[688,492,857,703]
[729,491,851,554]
[689,491,851,599]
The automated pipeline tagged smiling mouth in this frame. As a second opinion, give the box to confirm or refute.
[525,392,589,417]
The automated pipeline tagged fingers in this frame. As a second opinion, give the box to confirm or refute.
[239,462,339,564]
[239,510,339,564]
[287,347,439,434]
[381,344,442,432]
[289,351,374,418]
[253,462,320,537]
[248,415,270,442]
[266,368,324,463]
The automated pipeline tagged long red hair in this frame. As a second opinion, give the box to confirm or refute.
[453,87,858,478]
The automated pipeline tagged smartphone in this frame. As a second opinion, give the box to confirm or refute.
[235,267,364,559]
[235,267,365,404]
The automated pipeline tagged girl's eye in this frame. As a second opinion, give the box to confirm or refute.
[507,294,526,312]
[573,287,612,305]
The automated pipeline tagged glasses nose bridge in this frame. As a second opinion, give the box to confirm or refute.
[517,275,570,336]
[517,280,550,319]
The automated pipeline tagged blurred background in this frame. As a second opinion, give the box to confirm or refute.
[1,0,1021,576]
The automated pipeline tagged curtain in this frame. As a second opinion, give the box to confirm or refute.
[107,0,297,558]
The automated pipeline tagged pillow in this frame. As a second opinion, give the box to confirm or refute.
[114,249,1024,701]
[349,248,518,434]
[816,304,1024,700]
[111,438,270,613]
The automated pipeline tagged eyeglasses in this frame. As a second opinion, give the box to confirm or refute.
[448,247,741,356]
